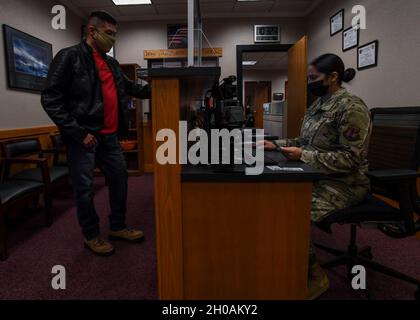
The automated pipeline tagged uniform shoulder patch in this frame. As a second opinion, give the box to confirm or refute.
[343,125,361,141]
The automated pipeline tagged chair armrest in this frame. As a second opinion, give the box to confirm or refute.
[1,157,51,185]
[367,170,420,182]
[2,157,48,166]
[42,148,66,154]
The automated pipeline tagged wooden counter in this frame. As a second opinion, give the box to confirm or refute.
[151,67,321,300]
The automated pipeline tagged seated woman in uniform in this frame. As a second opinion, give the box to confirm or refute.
[263,53,372,299]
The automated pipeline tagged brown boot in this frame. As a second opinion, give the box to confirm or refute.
[109,228,145,243]
[84,237,115,256]
[307,261,330,300]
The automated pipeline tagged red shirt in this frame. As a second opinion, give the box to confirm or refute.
[93,51,119,134]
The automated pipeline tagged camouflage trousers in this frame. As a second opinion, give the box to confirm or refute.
[311,180,369,223]
[309,180,369,267]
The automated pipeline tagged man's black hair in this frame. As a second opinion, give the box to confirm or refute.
[88,11,117,26]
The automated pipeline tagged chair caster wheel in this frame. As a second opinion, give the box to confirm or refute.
[361,252,373,260]
[360,248,373,260]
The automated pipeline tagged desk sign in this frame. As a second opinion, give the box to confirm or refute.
[330,9,344,36]
[342,26,359,51]
[357,40,379,70]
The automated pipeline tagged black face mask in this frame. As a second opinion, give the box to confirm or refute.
[308,80,329,97]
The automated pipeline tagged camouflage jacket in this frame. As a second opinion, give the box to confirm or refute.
[276,88,372,188]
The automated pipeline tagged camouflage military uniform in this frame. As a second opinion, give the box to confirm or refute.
[276,88,372,222]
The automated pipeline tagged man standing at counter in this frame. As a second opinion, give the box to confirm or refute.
[42,11,150,256]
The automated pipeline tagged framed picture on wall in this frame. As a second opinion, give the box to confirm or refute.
[342,26,359,51]
[330,9,344,36]
[167,24,188,49]
[3,24,53,92]
[357,40,379,70]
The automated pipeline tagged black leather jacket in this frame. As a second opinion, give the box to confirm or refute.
[41,42,150,144]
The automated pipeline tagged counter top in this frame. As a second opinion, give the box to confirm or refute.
[182,151,324,183]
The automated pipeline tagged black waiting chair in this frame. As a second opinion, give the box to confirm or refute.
[1,138,69,189]
[1,138,70,218]
[0,157,51,261]
[50,133,67,167]
[314,107,420,300]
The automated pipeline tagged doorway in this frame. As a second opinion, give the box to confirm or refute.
[236,37,308,138]
[244,81,271,129]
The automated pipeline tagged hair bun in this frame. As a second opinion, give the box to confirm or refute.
[343,68,356,83]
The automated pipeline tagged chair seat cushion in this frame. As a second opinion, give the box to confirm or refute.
[11,166,69,183]
[0,180,44,204]
[316,195,402,233]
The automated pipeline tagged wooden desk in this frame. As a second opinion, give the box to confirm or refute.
[150,67,322,300]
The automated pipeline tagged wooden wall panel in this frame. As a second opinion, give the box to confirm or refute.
[287,36,308,138]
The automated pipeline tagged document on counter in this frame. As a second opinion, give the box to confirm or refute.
[266,166,304,172]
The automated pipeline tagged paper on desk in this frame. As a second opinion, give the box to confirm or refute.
[266,166,304,172]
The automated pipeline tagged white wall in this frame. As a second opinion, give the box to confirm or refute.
[307,0,420,108]
[116,17,306,79]
[0,0,82,129]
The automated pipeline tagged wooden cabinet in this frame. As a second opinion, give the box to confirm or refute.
[119,64,145,176]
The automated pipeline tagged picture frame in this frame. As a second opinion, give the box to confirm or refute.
[330,9,344,36]
[167,24,188,49]
[357,40,379,70]
[3,24,53,92]
[254,25,280,43]
[342,26,359,51]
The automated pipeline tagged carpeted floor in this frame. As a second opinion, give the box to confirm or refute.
[0,174,418,300]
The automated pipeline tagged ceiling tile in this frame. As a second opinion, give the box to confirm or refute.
[79,6,122,17]
[64,0,322,20]
[115,4,157,15]
[234,1,275,13]
[200,2,234,13]
[156,3,187,14]
[70,0,115,7]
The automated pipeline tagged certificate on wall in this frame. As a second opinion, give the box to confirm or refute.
[342,26,359,51]
[358,40,379,70]
[330,9,344,36]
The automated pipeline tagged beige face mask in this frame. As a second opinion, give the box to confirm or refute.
[93,29,116,53]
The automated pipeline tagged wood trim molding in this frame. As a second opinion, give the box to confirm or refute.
[144,48,223,60]
[0,125,58,140]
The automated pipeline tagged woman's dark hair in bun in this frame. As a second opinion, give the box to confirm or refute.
[310,53,356,84]
[342,68,356,83]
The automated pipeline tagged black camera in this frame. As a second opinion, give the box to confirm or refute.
[205,75,244,129]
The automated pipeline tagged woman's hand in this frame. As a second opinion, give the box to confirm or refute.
[280,147,303,160]
[261,140,277,151]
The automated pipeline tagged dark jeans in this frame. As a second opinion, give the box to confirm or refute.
[66,133,128,240]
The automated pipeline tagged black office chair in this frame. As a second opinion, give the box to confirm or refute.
[314,107,420,299]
